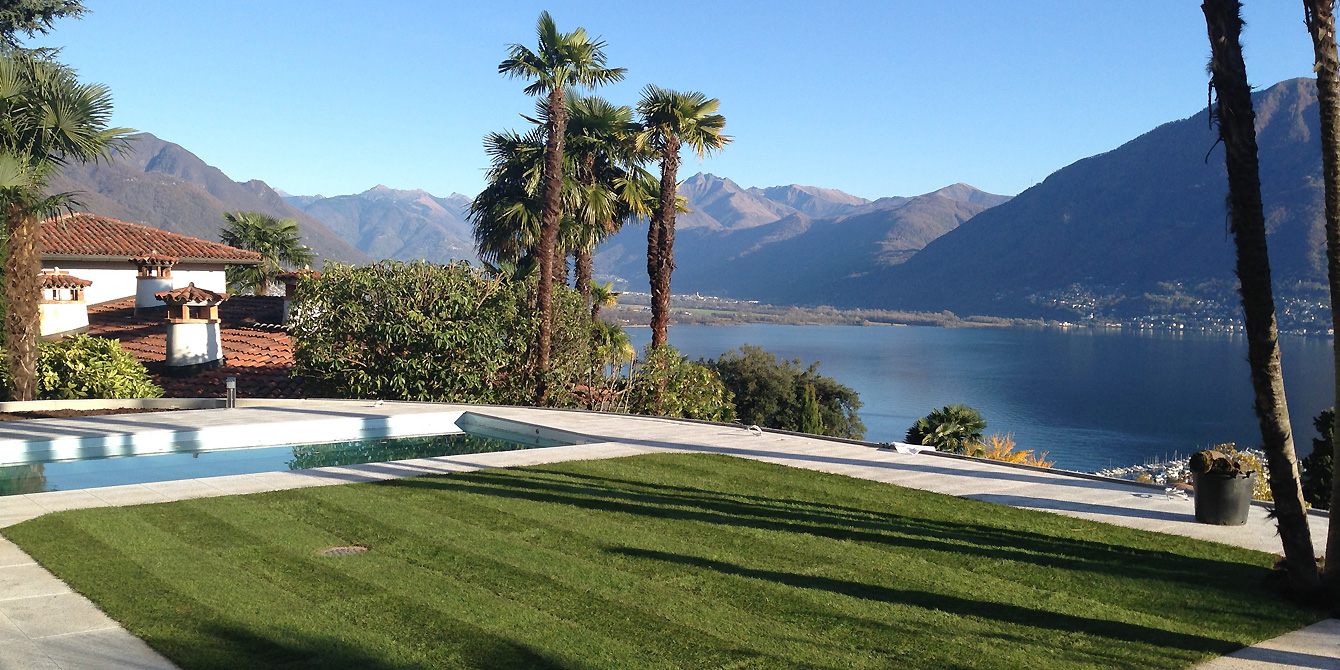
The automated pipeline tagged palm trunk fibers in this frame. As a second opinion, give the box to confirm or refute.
[1304,0,1340,588]
[3,204,40,402]
[1204,0,1319,591]
[536,86,568,406]
[648,138,680,349]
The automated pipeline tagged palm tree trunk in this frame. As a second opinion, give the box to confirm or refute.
[3,202,41,402]
[649,138,681,348]
[536,85,568,406]
[1204,0,1320,592]
[1303,0,1340,588]
[577,247,593,307]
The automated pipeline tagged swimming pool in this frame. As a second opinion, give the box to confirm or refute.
[0,409,587,496]
[0,430,571,495]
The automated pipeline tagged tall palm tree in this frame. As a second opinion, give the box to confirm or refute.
[0,50,131,401]
[499,11,624,405]
[636,85,730,348]
[1202,0,1319,591]
[1302,0,1340,587]
[563,94,643,307]
[220,211,315,295]
[470,127,549,266]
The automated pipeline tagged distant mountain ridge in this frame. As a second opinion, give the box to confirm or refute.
[283,186,476,264]
[593,176,1010,299]
[842,77,1329,318]
[50,133,367,264]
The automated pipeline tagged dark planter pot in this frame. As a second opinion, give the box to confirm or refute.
[1192,470,1254,526]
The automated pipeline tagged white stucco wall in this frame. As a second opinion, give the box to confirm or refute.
[39,302,88,337]
[165,321,223,366]
[39,261,230,305]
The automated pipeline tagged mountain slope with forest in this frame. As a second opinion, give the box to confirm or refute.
[50,133,367,264]
[843,78,1327,318]
[283,186,476,264]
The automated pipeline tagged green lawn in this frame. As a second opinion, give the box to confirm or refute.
[3,453,1319,670]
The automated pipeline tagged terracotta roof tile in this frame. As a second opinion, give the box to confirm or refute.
[156,283,227,305]
[38,270,92,289]
[42,213,263,264]
[87,296,302,399]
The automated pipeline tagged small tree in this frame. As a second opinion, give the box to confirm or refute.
[906,405,987,454]
[707,344,864,439]
[1302,408,1334,510]
[625,344,734,422]
[798,384,824,435]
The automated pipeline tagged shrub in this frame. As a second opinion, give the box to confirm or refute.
[967,433,1053,468]
[290,260,590,406]
[626,345,735,422]
[906,404,986,454]
[706,344,864,439]
[1301,409,1333,510]
[1,335,163,399]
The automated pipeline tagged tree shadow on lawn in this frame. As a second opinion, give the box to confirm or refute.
[608,547,1242,656]
[189,622,571,670]
[378,463,1270,591]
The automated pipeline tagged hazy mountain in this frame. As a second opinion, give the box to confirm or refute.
[50,133,367,264]
[284,186,477,264]
[843,77,1327,317]
[594,179,1007,300]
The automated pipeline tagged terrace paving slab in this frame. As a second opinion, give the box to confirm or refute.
[1192,618,1340,669]
[0,399,1336,670]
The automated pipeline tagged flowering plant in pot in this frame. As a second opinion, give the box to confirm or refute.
[1188,448,1255,525]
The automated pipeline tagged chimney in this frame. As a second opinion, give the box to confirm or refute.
[38,269,91,339]
[276,267,320,324]
[156,283,227,371]
[133,254,178,313]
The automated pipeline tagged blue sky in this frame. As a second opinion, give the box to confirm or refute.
[33,1,1317,200]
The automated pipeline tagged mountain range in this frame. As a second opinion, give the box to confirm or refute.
[840,77,1330,318]
[280,187,476,264]
[51,133,367,264]
[593,174,1010,300]
[49,76,1331,322]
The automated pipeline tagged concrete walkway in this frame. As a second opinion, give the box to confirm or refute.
[0,399,1335,669]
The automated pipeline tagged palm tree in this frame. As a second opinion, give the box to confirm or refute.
[1302,0,1340,587]
[0,50,131,401]
[220,211,315,295]
[1202,0,1319,591]
[589,280,621,321]
[636,85,730,348]
[563,94,644,307]
[905,404,986,454]
[499,11,624,405]
[470,128,549,267]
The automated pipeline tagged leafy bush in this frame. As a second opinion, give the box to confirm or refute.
[626,345,735,422]
[1,335,163,399]
[1302,409,1333,510]
[966,433,1053,468]
[906,404,986,454]
[706,344,864,439]
[290,260,590,405]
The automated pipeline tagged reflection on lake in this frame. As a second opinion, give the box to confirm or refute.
[629,325,1335,473]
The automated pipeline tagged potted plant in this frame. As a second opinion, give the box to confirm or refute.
[1188,448,1255,525]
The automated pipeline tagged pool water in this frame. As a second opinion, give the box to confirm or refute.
[0,432,569,496]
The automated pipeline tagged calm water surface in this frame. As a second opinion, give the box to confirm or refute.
[628,325,1335,472]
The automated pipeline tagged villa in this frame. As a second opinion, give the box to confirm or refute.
[37,213,303,398]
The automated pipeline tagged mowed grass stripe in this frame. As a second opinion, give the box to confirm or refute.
[3,453,1320,670]
[261,473,840,667]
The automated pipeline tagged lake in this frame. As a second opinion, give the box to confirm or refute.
[626,324,1336,473]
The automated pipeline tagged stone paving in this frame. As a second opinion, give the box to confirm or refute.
[0,399,1335,669]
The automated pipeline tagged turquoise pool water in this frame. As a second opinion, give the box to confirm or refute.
[0,431,570,496]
